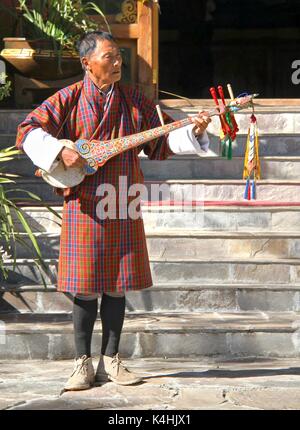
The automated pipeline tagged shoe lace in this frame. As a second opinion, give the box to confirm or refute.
[70,356,89,377]
[111,353,129,375]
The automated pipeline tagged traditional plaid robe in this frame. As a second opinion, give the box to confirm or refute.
[16,76,174,293]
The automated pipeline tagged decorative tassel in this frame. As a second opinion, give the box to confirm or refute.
[251,180,256,200]
[210,85,236,160]
[242,109,261,200]
[244,178,250,200]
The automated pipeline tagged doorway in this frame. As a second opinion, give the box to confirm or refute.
[158,0,300,99]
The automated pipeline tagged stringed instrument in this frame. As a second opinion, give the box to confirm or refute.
[39,93,258,189]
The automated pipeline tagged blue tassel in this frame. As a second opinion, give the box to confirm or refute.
[243,178,250,200]
[251,180,256,200]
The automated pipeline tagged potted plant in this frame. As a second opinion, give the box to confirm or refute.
[0,0,110,80]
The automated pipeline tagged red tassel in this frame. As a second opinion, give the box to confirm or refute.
[247,182,251,200]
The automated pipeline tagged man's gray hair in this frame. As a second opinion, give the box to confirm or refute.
[77,31,116,59]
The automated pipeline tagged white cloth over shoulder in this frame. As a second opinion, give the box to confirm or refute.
[168,123,210,154]
[23,128,64,173]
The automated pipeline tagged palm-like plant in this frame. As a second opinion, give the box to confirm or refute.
[0,74,60,284]
[0,146,61,284]
[17,0,110,51]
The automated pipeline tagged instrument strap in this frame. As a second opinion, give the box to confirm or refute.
[55,83,83,139]
[55,81,113,142]
[52,81,108,197]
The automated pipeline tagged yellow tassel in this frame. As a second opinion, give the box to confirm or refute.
[254,128,261,180]
[243,128,250,179]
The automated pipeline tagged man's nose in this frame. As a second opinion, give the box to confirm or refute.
[113,56,122,65]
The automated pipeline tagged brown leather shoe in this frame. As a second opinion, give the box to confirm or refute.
[64,355,95,391]
[95,354,143,386]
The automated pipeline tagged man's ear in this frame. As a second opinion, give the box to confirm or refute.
[81,58,89,71]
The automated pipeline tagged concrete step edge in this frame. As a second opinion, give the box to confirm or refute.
[151,258,300,264]
[12,203,300,210]
[14,204,300,212]
[12,230,300,238]
[3,257,300,265]
[11,154,300,161]
[9,178,300,185]
[2,311,300,334]
[146,231,300,238]
[2,283,300,292]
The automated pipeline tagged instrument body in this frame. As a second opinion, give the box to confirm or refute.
[41,139,86,188]
[40,94,258,189]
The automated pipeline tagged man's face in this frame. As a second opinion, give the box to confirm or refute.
[83,39,122,89]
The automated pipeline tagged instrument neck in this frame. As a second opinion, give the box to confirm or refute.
[108,108,218,149]
[77,107,221,168]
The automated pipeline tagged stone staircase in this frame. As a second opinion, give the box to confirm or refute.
[1,103,300,360]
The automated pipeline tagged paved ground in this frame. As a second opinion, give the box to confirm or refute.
[1,357,300,410]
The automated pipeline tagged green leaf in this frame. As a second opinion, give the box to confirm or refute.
[14,210,42,256]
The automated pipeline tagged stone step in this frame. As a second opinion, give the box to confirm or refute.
[150,259,300,285]
[210,134,300,157]
[3,258,300,286]
[165,108,300,136]
[0,134,16,148]
[144,180,300,202]
[10,231,300,260]
[146,232,300,261]
[1,108,299,135]
[2,357,300,410]
[4,154,300,179]
[0,110,30,133]
[6,178,300,203]
[1,283,300,314]
[1,311,300,359]
[2,133,300,156]
[11,205,300,233]
[140,156,300,180]
[3,179,64,204]
[145,205,300,232]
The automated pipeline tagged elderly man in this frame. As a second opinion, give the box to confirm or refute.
[16,31,211,390]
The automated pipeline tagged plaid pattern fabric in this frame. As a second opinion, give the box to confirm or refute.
[16,76,174,293]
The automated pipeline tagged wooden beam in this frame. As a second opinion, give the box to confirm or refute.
[91,17,139,39]
[110,24,139,39]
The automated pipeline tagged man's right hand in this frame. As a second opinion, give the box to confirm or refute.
[59,147,87,168]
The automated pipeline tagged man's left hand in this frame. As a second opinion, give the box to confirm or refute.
[191,111,211,137]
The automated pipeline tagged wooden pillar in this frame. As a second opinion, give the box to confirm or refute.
[152,0,159,99]
[137,0,159,99]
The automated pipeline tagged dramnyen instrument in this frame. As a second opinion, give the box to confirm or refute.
[39,93,258,189]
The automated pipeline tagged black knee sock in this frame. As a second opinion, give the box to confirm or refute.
[73,297,98,358]
[100,293,126,357]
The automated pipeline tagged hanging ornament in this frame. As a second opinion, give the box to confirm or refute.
[210,84,240,160]
[243,110,261,200]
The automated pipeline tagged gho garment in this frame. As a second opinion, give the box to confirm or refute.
[16,75,174,294]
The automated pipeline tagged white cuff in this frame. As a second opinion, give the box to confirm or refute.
[23,128,65,173]
[167,124,210,154]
